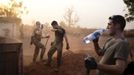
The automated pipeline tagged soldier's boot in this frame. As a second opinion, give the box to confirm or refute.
[44,60,51,66]
[44,55,52,66]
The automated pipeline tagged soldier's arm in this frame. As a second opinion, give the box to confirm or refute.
[64,33,70,50]
[51,28,64,34]
[42,34,50,38]
[51,29,57,32]
[93,38,103,56]
[30,29,36,45]
[97,59,126,75]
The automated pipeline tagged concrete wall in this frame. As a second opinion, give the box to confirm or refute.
[0,23,20,39]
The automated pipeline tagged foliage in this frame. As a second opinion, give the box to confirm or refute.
[0,0,28,18]
[123,0,134,22]
[60,21,67,28]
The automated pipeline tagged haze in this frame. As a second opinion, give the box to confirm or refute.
[1,0,133,29]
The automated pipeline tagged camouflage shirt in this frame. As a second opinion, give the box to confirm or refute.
[33,28,42,41]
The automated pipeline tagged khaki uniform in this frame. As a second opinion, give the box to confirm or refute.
[47,26,65,67]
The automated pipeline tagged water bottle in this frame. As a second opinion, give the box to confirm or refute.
[83,28,106,44]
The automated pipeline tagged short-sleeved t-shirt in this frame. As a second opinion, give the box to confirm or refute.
[54,26,65,44]
[98,37,129,75]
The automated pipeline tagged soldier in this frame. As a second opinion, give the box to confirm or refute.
[31,21,49,63]
[45,20,70,71]
[86,15,129,75]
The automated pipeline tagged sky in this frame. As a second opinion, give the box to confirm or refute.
[1,0,134,29]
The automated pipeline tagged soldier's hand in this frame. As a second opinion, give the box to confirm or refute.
[66,43,70,50]
[93,37,99,43]
[84,56,97,70]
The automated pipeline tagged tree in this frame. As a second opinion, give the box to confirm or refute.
[123,0,134,22]
[0,0,28,18]
[64,7,79,27]
[60,21,66,28]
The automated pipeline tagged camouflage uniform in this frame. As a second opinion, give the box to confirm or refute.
[32,28,45,62]
[47,26,65,67]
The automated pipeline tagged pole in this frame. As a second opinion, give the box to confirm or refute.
[44,37,49,47]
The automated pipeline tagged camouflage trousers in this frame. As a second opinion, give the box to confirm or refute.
[32,38,45,62]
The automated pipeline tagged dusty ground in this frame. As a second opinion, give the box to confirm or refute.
[23,34,134,75]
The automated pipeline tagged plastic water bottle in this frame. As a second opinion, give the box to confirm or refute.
[83,28,106,44]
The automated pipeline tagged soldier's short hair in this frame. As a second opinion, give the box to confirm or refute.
[36,21,41,25]
[109,15,126,31]
[51,21,58,26]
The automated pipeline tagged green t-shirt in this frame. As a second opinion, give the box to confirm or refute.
[98,37,129,75]
[54,26,65,45]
